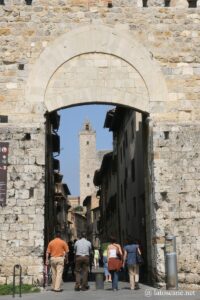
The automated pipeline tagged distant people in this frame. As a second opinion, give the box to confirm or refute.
[123,237,141,290]
[107,236,123,291]
[63,240,75,281]
[93,247,100,269]
[46,231,69,292]
[74,232,92,291]
[89,244,94,276]
[135,238,145,284]
[101,243,112,282]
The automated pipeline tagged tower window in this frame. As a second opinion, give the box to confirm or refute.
[86,141,89,145]
[87,183,90,187]
[87,174,90,178]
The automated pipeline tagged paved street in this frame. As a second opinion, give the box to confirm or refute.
[1,280,200,300]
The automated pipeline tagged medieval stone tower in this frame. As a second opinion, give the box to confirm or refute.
[79,121,98,206]
[79,120,108,205]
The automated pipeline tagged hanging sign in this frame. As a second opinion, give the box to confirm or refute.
[0,142,8,206]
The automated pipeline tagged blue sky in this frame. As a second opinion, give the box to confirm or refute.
[58,104,114,196]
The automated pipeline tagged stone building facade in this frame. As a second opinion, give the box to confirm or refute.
[0,0,200,288]
[83,193,100,247]
[94,107,147,280]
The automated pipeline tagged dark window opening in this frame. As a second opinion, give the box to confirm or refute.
[29,188,34,198]
[0,115,8,123]
[188,0,197,7]
[18,64,24,70]
[143,0,148,7]
[53,159,60,171]
[164,131,169,140]
[0,0,5,4]
[86,141,89,145]
[131,159,135,182]
[52,134,60,153]
[25,0,32,5]
[125,167,128,179]
[164,0,170,6]
[25,133,31,140]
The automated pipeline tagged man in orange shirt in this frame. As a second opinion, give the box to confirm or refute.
[46,231,69,292]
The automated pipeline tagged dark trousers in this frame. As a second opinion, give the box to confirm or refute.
[75,256,89,289]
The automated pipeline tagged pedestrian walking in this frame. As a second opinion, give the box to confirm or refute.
[101,242,112,282]
[123,237,141,290]
[45,231,69,292]
[122,239,129,282]
[63,240,75,281]
[93,247,100,269]
[107,236,123,291]
[74,232,92,291]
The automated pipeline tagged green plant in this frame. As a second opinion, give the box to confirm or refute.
[74,206,83,212]
[0,284,40,296]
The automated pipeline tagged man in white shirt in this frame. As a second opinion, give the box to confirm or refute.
[74,232,91,291]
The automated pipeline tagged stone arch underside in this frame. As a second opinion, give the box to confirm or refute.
[45,53,149,112]
[26,25,168,113]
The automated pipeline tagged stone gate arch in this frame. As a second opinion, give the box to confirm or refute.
[25,25,169,285]
[26,25,168,113]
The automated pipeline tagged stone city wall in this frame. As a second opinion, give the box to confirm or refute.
[0,0,200,287]
[0,125,45,284]
[152,123,200,288]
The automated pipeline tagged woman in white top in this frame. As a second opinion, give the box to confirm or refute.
[93,248,100,269]
[107,236,123,291]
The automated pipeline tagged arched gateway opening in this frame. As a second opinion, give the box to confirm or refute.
[25,25,168,285]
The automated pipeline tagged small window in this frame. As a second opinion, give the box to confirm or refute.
[188,0,197,7]
[87,174,90,178]
[125,167,128,179]
[87,183,90,187]
[86,141,89,145]
[164,0,170,6]
[164,131,169,140]
[143,0,148,7]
